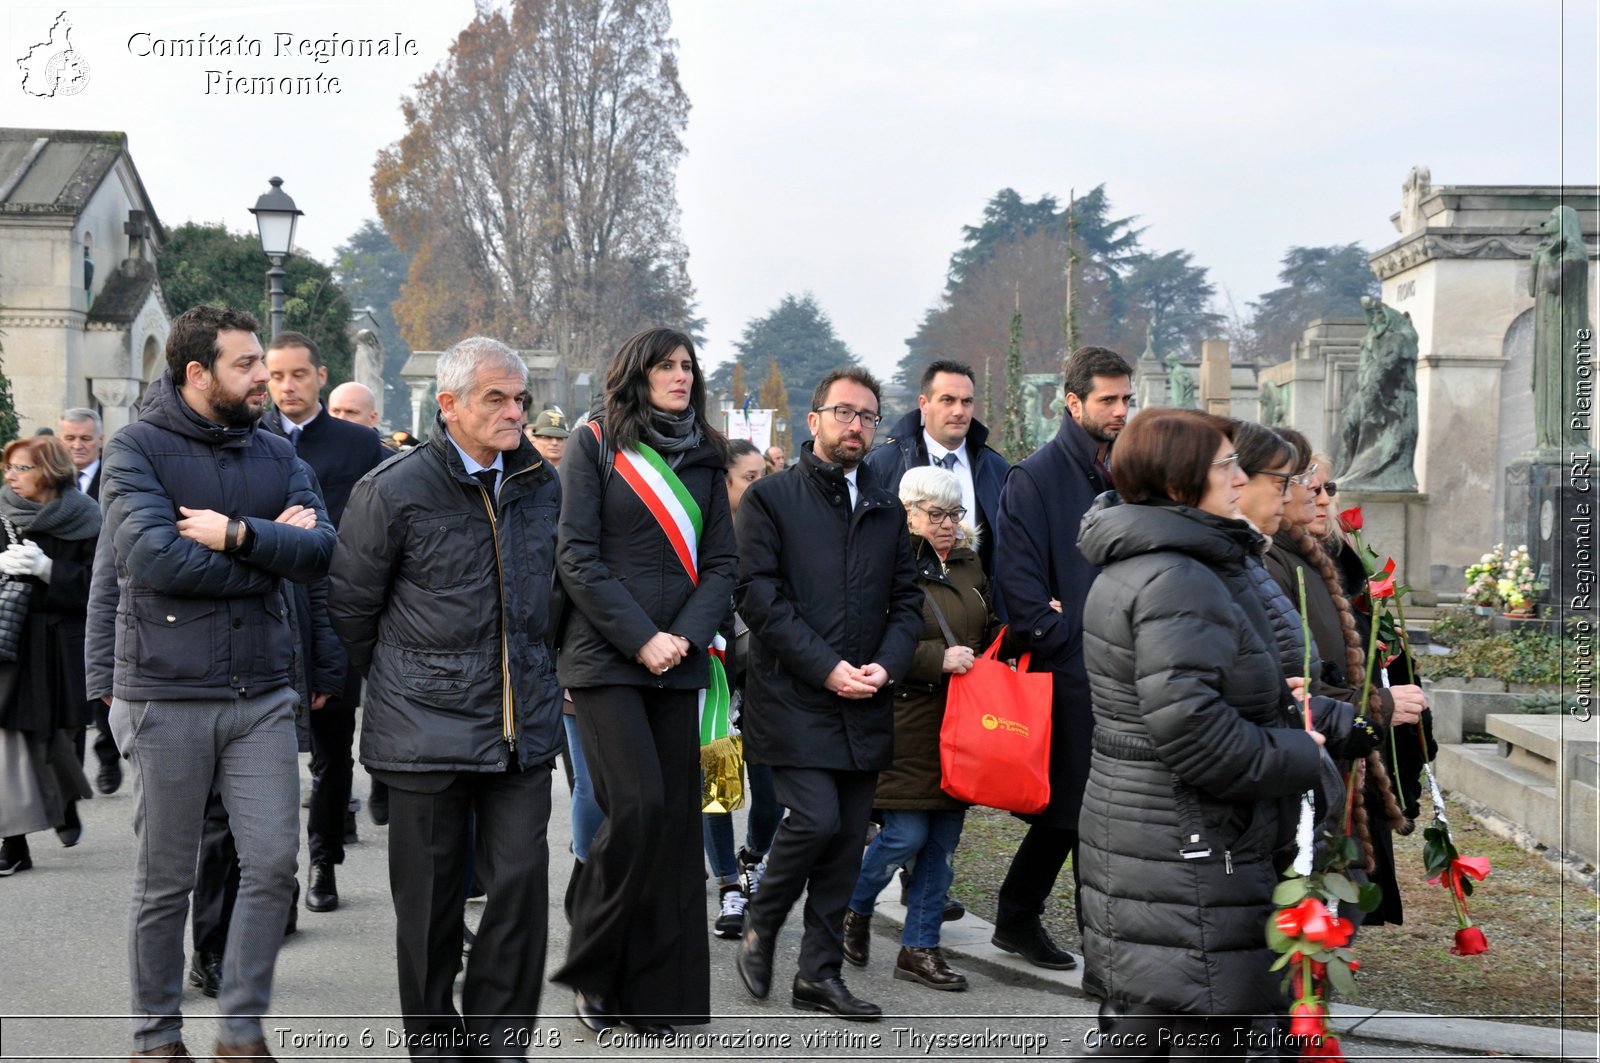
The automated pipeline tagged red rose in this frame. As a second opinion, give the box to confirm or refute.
[1302,1034,1346,1060]
[1288,1001,1325,1038]
[1452,925,1489,955]
[1337,507,1363,533]
[1275,897,1333,939]
[1368,576,1396,600]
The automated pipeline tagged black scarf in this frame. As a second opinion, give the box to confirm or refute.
[0,484,102,541]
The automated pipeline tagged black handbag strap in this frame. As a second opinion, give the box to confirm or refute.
[921,586,959,648]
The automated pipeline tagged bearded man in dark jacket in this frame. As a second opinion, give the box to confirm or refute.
[990,345,1134,976]
[733,367,923,1021]
[85,306,335,1062]
[329,336,562,1058]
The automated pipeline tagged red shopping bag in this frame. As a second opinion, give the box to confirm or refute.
[939,628,1052,814]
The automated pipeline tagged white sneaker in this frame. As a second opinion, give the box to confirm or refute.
[714,887,747,938]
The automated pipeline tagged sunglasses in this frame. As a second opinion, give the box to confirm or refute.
[1316,481,1338,498]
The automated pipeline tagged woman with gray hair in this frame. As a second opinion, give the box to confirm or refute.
[839,466,1002,992]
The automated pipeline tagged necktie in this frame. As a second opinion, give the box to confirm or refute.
[472,469,499,496]
[287,425,301,448]
[937,451,957,471]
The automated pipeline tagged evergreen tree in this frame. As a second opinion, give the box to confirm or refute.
[334,219,413,400]
[1246,243,1379,363]
[1002,295,1032,463]
[729,360,749,408]
[729,293,858,443]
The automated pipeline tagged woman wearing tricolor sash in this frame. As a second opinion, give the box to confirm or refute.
[551,328,735,1036]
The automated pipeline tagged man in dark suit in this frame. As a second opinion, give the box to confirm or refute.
[265,332,391,911]
[991,345,1133,980]
[61,406,119,792]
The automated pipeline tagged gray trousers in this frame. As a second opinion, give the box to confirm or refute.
[110,688,300,1050]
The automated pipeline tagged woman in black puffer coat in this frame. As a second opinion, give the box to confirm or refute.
[1076,410,1347,1053]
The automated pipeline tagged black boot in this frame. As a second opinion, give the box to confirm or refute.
[0,835,31,876]
[57,802,83,847]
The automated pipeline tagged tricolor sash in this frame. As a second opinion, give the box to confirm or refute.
[586,422,733,745]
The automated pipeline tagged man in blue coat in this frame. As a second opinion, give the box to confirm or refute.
[991,345,1133,976]
[864,360,1008,578]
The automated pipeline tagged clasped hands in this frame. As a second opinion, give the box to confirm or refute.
[636,631,691,675]
[826,660,889,700]
[177,504,318,551]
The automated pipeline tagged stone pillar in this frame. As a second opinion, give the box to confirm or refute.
[407,381,431,439]
[1199,340,1232,415]
[91,376,142,437]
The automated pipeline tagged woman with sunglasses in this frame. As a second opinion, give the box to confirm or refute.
[1265,431,1423,930]
[839,466,1004,993]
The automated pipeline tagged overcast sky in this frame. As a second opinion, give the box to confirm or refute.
[7,0,1597,377]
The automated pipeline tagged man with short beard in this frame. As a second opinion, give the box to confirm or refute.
[989,345,1133,983]
[733,367,923,1020]
[85,305,335,1062]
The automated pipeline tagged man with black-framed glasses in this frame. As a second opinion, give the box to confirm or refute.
[734,367,924,1020]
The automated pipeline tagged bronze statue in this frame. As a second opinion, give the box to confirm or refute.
[1164,352,1197,408]
[1529,205,1593,452]
[1338,296,1419,491]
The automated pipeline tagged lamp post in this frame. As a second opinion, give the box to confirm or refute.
[248,177,303,339]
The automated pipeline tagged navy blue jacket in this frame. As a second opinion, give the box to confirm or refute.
[863,410,1009,577]
[85,374,336,702]
[266,406,391,526]
[992,412,1111,829]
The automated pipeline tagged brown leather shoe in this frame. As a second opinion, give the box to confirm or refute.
[894,945,969,991]
[129,1043,194,1061]
[213,1039,272,1059]
[841,908,871,968]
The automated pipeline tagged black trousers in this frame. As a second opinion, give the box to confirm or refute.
[996,822,1080,931]
[192,783,239,955]
[747,765,877,983]
[555,685,708,1025]
[387,766,551,1058]
[307,684,359,865]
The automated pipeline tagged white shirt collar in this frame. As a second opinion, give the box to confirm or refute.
[446,433,505,477]
[78,458,100,489]
[923,430,966,468]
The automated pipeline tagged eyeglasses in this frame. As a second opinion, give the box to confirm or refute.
[1210,452,1240,469]
[2,463,35,474]
[1289,463,1320,488]
[814,405,882,429]
[1255,470,1294,496]
[1316,481,1338,498]
[912,504,967,526]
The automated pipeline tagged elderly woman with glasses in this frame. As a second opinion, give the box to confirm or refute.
[1264,431,1424,930]
[839,466,1000,993]
[0,436,100,875]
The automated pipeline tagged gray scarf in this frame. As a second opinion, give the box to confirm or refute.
[0,484,102,542]
[643,407,702,468]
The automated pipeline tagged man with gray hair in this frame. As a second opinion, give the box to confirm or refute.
[329,336,564,1055]
[61,406,122,791]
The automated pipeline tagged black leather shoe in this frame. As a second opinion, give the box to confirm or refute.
[942,896,966,922]
[369,786,389,826]
[96,760,122,795]
[188,951,222,998]
[56,802,83,847]
[791,975,881,1021]
[343,809,359,845]
[735,926,774,1000]
[991,922,1077,970]
[624,1021,674,1037]
[841,909,870,967]
[574,991,618,1033]
[307,861,338,912]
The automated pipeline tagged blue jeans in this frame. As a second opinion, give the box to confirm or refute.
[563,714,604,862]
[848,809,965,948]
[702,761,780,884]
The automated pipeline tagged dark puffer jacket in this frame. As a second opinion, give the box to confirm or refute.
[85,373,335,702]
[1075,500,1325,1017]
[735,443,923,771]
[874,537,1001,810]
[329,421,563,773]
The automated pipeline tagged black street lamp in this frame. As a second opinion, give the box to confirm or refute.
[248,177,303,338]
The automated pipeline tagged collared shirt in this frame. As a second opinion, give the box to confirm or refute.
[923,429,976,518]
[447,433,506,498]
[844,467,859,511]
[77,458,100,495]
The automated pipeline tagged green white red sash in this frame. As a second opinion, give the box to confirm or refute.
[586,421,731,738]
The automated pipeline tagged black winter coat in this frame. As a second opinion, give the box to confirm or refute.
[735,443,923,771]
[0,490,99,733]
[992,413,1111,829]
[875,538,1001,810]
[265,407,392,527]
[85,374,336,702]
[863,411,1009,577]
[1075,501,1326,1017]
[555,419,736,690]
[329,422,563,773]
